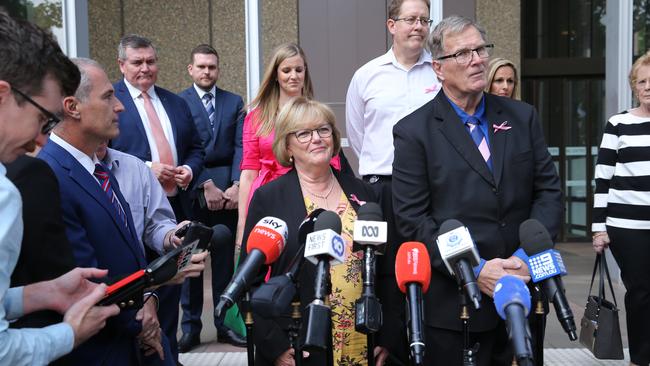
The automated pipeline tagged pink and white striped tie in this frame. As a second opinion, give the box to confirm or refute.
[466,117,492,171]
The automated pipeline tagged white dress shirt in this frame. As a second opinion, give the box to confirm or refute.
[345,48,440,176]
[193,83,216,110]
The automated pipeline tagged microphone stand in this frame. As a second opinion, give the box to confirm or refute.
[242,292,255,366]
[289,296,303,366]
[532,286,545,366]
[355,246,382,366]
[459,291,479,366]
[303,259,334,366]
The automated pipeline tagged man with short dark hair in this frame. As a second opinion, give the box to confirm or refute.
[177,44,246,351]
[392,15,562,365]
[0,11,119,365]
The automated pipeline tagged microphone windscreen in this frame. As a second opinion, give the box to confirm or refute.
[438,219,464,236]
[519,219,553,255]
[357,202,383,221]
[313,210,342,234]
[246,217,288,264]
[395,241,431,294]
[493,275,531,319]
[210,224,232,249]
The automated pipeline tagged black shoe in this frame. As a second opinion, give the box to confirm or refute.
[217,329,247,347]
[178,333,200,353]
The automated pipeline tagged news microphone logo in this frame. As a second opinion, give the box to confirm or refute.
[409,247,420,274]
[527,249,566,283]
[304,229,346,265]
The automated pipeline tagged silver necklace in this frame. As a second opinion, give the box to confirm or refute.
[301,174,335,201]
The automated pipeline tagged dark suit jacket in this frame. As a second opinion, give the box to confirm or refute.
[6,156,76,343]
[392,91,562,332]
[178,85,244,191]
[111,80,204,190]
[241,168,397,365]
[38,140,147,365]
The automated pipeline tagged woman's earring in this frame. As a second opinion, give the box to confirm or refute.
[289,156,294,163]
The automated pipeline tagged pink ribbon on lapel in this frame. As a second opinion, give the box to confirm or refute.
[349,194,366,206]
[492,121,512,133]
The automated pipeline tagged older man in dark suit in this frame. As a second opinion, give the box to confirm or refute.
[392,16,562,366]
[110,35,205,362]
[177,44,246,351]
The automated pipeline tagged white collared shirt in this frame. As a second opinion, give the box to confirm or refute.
[193,83,216,110]
[345,48,440,176]
[122,79,180,167]
[49,133,101,181]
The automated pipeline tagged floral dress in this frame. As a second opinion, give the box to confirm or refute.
[304,193,367,366]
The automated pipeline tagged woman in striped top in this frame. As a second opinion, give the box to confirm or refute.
[592,51,650,366]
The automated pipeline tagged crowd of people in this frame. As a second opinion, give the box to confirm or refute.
[1,0,649,365]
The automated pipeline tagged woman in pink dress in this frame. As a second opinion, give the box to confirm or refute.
[236,43,341,246]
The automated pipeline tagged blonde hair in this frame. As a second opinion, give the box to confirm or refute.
[485,58,520,100]
[248,43,314,137]
[272,97,341,167]
[629,51,650,100]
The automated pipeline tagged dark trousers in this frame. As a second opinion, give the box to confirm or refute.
[607,226,650,366]
[362,174,408,365]
[424,323,513,365]
[180,205,238,336]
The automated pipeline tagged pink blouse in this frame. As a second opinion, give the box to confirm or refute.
[240,108,341,209]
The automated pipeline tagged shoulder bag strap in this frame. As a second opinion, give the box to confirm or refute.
[601,252,619,308]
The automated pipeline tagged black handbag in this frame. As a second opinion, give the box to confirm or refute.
[579,253,624,359]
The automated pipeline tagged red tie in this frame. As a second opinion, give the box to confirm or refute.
[141,91,176,192]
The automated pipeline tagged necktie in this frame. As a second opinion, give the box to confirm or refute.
[141,91,176,192]
[93,163,129,229]
[203,92,216,131]
[466,117,492,171]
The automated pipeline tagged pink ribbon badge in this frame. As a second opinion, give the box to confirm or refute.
[492,121,512,133]
[349,194,366,206]
[424,84,440,94]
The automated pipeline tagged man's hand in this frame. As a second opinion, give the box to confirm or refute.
[139,325,163,359]
[203,180,225,211]
[63,283,120,347]
[151,162,176,184]
[136,297,160,342]
[223,184,239,210]
[477,258,530,297]
[504,256,531,282]
[174,166,192,188]
[592,231,610,253]
[165,251,208,285]
[163,220,191,251]
[274,348,310,366]
[47,268,110,314]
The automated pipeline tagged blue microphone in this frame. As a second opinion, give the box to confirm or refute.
[493,275,534,366]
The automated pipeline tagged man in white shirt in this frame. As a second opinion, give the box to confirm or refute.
[0,12,119,365]
[344,0,440,362]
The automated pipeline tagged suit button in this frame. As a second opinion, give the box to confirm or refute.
[500,222,506,228]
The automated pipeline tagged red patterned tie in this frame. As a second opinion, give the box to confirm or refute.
[93,163,129,229]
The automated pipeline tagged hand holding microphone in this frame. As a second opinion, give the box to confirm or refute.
[215,216,288,317]
[395,241,431,366]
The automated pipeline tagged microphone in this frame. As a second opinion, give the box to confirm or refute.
[436,219,482,309]
[353,202,386,334]
[215,216,288,317]
[303,210,344,350]
[493,275,534,366]
[519,219,577,341]
[395,241,431,366]
[249,208,325,318]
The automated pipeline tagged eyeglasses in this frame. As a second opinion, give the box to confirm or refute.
[392,17,433,27]
[12,87,61,134]
[293,125,333,143]
[436,44,494,65]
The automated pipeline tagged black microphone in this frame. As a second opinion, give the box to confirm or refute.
[352,202,386,334]
[249,208,325,318]
[303,210,344,351]
[215,216,288,317]
[436,219,482,309]
[493,275,534,366]
[519,219,577,341]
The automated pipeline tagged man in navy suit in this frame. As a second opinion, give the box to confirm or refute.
[110,34,204,363]
[177,44,246,351]
[38,58,167,365]
[392,16,562,365]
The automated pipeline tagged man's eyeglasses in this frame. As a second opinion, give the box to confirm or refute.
[392,17,433,27]
[12,87,61,134]
[436,44,495,65]
[293,125,333,143]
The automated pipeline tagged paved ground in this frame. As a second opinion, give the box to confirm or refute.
[178,242,632,365]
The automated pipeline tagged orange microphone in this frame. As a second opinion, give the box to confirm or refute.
[395,241,431,366]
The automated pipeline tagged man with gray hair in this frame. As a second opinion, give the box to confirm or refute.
[392,15,562,365]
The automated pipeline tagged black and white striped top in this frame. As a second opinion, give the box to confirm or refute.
[593,110,650,232]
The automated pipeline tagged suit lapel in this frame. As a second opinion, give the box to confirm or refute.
[435,95,495,186]
[116,80,148,142]
[211,88,225,145]
[484,95,506,188]
[46,142,144,264]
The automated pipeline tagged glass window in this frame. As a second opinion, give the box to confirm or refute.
[634,0,650,59]
[3,0,65,47]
